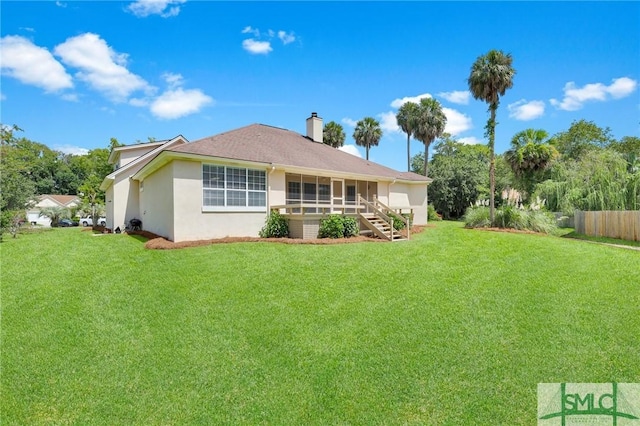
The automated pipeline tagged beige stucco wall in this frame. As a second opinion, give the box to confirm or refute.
[139,161,174,240]
[389,182,429,225]
[107,174,140,231]
[105,186,115,229]
[142,160,270,242]
[268,169,286,206]
[118,146,157,168]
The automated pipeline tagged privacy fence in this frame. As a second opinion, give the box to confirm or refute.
[574,210,640,242]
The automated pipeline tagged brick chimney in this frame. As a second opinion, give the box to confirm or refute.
[306,112,323,143]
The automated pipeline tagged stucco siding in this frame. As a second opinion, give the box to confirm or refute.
[140,161,175,240]
[108,175,140,231]
[268,169,286,207]
[105,186,115,229]
[388,183,428,225]
[170,160,268,242]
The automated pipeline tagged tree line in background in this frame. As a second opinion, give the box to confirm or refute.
[411,120,640,220]
[0,125,123,236]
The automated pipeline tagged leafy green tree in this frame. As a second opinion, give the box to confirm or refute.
[549,119,614,160]
[353,117,383,160]
[1,125,37,236]
[396,101,419,172]
[535,149,635,213]
[504,128,558,202]
[412,98,447,177]
[322,121,346,148]
[421,137,489,219]
[468,49,516,223]
[611,136,640,173]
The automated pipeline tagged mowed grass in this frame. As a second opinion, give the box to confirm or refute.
[1,222,639,425]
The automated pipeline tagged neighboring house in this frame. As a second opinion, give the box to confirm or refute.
[27,194,80,226]
[101,113,432,242]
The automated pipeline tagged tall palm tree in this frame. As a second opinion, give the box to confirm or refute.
[322,121,346,148]
[505,128,558,201]
[468,49,516,223]
[353,117,382,160]
[396,101,419,172]
[412,98,447,177]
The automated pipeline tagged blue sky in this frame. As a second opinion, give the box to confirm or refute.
[1,1,638,172]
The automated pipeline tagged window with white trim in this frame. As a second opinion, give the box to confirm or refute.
[203,164,266,211]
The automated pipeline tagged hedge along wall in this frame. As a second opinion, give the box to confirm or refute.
[574,210,640,242]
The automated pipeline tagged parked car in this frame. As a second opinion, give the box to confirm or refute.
[80,216,107,227]
[57,218,79,227]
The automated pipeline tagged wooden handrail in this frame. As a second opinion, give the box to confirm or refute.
[371,197,410,240]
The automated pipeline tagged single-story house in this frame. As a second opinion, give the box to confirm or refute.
[27,194,81,226]
[100,113,432,242]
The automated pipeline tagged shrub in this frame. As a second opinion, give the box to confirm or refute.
[259,211,289,238]
[526,210,557,234]
[427,204,442,221]
[318,215,359,238]
[464,205,557,234]
[494,205,527,230]
[342,216,359,237]
[463,206,491,228]
[318,215,344,239]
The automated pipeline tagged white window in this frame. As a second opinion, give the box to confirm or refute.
[203,164,266,211]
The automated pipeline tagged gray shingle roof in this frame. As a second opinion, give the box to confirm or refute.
[169,124,429,182]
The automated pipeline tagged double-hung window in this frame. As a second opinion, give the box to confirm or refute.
[203,164,266,211]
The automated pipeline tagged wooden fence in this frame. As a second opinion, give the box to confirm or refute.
[574,210,640,242]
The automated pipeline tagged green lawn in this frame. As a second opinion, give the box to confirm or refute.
[2,222,639,425]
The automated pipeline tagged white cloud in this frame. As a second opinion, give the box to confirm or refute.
[341,117,357,127]
[0,35,73,92]
[458,136,482,145]
[438,90,470,105]
[442,107,472,136]
[54,33,153,102]
[338,144,362,158]
[607,77,637,98]
[150,88,213,119]
[278,30,296,45]
[54,144,89,155]
[241,26,260,37]
[242,39,272,55]
[378,111,400,133]
[550,77,638,111]
[162,72,184,89]
[127,0,186,18]
[390,93,432,108]
[508,99,545,121]
[0,92,6,101]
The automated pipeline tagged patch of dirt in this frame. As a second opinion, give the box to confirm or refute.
[141,225,428,250]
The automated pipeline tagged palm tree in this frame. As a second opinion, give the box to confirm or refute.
[505,129,558,201]
[468,49,516,223]
[39,206,69,227]
[323,121,346,148]
[353,117,382,160]
[396,101,419,172]
[412,98,447,177]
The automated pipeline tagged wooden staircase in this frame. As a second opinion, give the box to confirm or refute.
[358,195,409,242]
[360,213,407,241]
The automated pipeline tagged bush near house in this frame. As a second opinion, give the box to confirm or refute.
[259,211,289,238]
[318,215,359,238]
